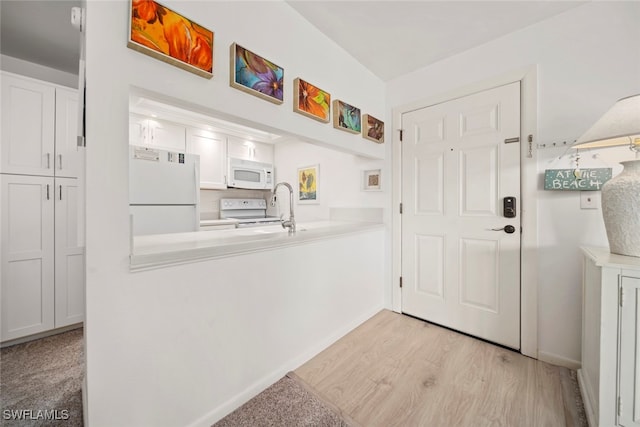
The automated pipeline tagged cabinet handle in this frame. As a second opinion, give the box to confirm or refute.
[46,184,50,200]
[46,153,51,169]
[59,185,63,201]
[58,154,63,170]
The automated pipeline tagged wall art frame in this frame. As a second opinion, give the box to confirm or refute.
[230,42,284,104]
[128,0,214,79]
[293,78,331,122]
[332,100,361,134]
[362,114,385,143]
[297,164,319,204]
[363,169,382,191]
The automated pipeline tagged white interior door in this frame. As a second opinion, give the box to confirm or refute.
[401,82,521,349]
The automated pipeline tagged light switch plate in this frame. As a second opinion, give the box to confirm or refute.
[580,192,600,209]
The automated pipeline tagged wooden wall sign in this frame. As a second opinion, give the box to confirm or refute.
[544,168,612,191]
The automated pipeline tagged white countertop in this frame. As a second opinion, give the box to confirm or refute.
[131,220,384,270]
[199,219,239,226]
[581,246,640,270]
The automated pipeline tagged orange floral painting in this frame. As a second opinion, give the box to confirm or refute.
[293,78,330,123]
[128,0,213,78]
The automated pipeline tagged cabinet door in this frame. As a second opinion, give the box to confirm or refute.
[149,119,186,151]
[55,88,81,178]
[188,129,227,189]
[129,114,148,146]
[1,175,55,341]
[227,137,273,163]
[253,141,274,164]
[1,73,56,176]
[54,178,85,327]
[619,276,640,427]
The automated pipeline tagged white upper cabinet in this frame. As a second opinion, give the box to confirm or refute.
[187,128,227,189]
[54,88,81,178]
[129,113,186,151]
[227,137,274,164]
[1,72,80,178]
[1,73,56,176]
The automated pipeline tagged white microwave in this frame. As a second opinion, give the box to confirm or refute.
[227,157,274,190]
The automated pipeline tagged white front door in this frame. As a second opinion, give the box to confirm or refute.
[401,82,521,349]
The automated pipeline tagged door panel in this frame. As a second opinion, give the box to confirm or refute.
[55,178,85,327]
[55,88,81,178]
[1,73,55,176]
[415,234,445,299]
[460,145,498,216]
[619,276,640,427]
[415,155,444,214]
[401,82,521,349]
[1,175,55,341]
[459,238,499,313]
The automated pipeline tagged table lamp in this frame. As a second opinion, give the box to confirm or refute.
[573,94,640,257]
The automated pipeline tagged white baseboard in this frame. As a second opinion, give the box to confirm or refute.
[577,368,596,427]
[185,304,384,427]
[537,350,581,370]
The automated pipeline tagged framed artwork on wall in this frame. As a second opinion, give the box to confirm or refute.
[293,78,330,122]
[362,114,384,143]
[128,0,214,79]
[332,100,361,134]
[297,164,319,204]
[363,169,382,191]
[230,43,284,104]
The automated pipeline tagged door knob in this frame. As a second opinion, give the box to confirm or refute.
[489,225,516,234]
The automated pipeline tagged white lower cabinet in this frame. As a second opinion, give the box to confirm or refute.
[54,178,85,327]
[1,174,84,342]
[579,247,640,427]
[619,276,640,427]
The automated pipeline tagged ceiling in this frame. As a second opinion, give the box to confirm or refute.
[0,1,585,81]
[1,0,81,75]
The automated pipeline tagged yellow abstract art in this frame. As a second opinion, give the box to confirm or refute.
[298,165,319,204]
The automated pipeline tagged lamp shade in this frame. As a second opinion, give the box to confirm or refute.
[573,93,640,257]
[573,94,640,149]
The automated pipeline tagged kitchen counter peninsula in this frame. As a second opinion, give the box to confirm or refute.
[130,220,384,270]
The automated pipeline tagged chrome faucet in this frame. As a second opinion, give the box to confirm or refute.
[271,182,296,234]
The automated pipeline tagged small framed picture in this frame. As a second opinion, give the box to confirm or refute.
[363,169,381,191]
[298,164,319,204]
[332,100,361,134]
[362,114,384,143]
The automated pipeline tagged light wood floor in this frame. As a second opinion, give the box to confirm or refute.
[295,310,586,427]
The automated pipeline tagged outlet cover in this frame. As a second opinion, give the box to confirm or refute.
[580,192,600,209]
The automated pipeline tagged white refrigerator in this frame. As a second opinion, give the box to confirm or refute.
[129,145,200,235]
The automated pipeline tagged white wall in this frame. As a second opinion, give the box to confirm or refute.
[0,54,79,88]
[387,2,640,366]
[84,1,386,425]
[272,139,385,221]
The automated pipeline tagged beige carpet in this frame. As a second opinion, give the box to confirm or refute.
[214,372,357,427]
[1,329,84,427]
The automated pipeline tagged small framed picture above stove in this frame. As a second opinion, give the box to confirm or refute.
[297,164,319,204]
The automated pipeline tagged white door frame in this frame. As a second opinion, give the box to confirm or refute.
[391,66,539,359]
